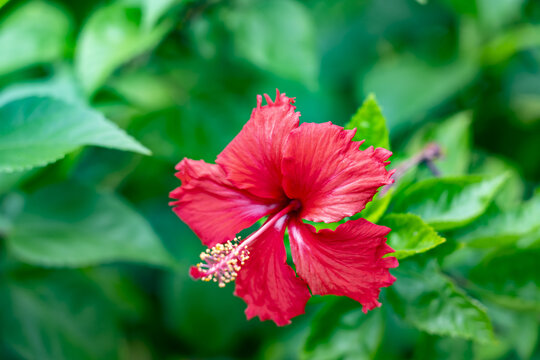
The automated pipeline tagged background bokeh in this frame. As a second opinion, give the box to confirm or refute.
[0,0,539,359]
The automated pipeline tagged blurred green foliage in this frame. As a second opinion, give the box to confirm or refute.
[0,0,539,359]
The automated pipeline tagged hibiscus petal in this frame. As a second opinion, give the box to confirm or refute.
[170,159,278,247]
[288,217,397,313]
[216,89,300,201]
[234,216,311,326]
[173,158,222,185]
[282,122,394,223]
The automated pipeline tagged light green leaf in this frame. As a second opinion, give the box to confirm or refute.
[75,3,172,95]
[224,0,318,87]
[303,297,384,360]
[0,67,84,107]
[469,249,540,312]
[477,0,524,30]
[141,0,184,29]
[363,55,476,129]
[6,182,176,268]
[458,194,540,248]
[361,189,393,223]
[0,96,150,173]
[393,174,508,231]
[108,71,176,110]
[0,1,71,75]
[0,271,121,360]
[345,94,390,151]
[380,213,446,259]
[406,112,472,176]
[387,260,494,343]
[470,155,524,211]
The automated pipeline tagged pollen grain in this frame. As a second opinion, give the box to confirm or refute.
[196,237,250,288]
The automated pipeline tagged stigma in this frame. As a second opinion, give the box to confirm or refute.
[194,237,250,288]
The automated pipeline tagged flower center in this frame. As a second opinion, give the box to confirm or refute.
[192,200,300,287]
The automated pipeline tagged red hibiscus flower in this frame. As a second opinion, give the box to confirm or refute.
[170,90,398,326]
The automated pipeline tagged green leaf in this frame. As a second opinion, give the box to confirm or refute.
[469,155,524,211]
[161,271,249,354]
[141,0,184,29]
[361,189,393,223]
[0,1,71,75]
[475,303,539,360]
[75,3,172,95]
[108,71,176,110]
[345,94,390,151]
[457,194,540,248]
[303,297,384,360]
[0,96,150,173]
[362,55,476,129]
[482,25,540,65]
[393,174,508,231]
[223,0,318,86]
[387,260,494,343]
[476,0,524,30]
[380,213,446,259]
[6,182,176,268]
[469,249,540,312]
[0,67,84,106]
[0,271,122,360]
[406,112,472,176]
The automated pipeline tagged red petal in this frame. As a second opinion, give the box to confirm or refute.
[234,216,310,326]
[216,89,300,201]
[170,159,278,247]
[189,266,204,279]
[288,217,397,312]
[282,122,394,223]
[173,158,222,185]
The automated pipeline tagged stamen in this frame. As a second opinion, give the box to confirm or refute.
[195,236,250,288]
[191,200,301,288]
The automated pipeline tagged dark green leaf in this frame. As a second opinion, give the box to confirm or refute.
[387,260,494,343]
[469,249,540,311]
[380,213,446,259]
[6,182,176,268]
[393,174,508,231]
[345,94,390,151]
[0,271,121,360]
[482,25,540,65]
[161,271,252,355]
[303,297,384,360]
[0,1,71,75]
[0,96,150,172]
